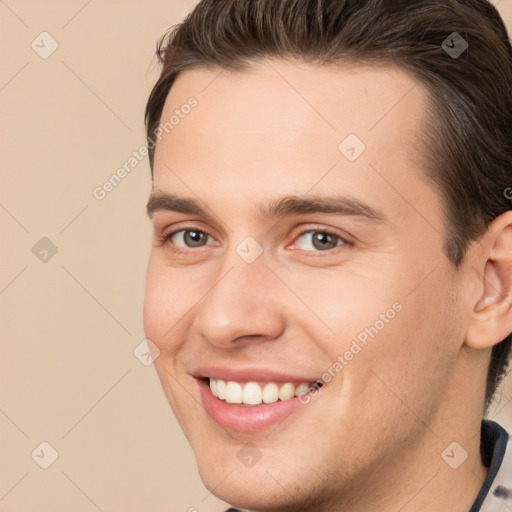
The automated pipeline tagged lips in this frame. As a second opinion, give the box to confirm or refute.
[193,367,325,432]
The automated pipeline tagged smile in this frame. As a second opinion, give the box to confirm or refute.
[208,378,321,406]
[196,374,326,432]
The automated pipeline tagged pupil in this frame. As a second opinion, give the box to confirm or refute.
[313,232,335,250]
[186,231,205,247]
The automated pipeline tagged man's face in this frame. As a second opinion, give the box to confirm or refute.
[143,61,470,508]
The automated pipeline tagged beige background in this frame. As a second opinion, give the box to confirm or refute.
[1,1,512,511]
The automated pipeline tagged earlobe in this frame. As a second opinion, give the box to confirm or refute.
[465,213,512,350]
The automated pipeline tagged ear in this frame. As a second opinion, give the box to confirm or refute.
[465,211,512,349]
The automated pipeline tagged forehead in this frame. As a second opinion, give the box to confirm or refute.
[152,60,434,225]
[156,60,427,140]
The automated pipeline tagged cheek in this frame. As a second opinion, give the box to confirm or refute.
[280,263,402,351]
[143,273,166,344]
[143,258,187,350]
[356,265,462,418]
[291,257,458,402]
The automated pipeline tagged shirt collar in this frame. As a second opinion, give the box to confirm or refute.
[470,419,511,511]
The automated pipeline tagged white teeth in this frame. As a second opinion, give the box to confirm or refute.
[278,382,296,401]
[208,378,317,405]
[243,382,263,405]
[262,382,279,404]
[216,379,227,400]
[225,381,243,404]
[295,383,310,396]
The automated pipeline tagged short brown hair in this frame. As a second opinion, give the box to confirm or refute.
[145,0,512,411]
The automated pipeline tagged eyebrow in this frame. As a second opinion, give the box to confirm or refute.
[146,191,388,224]
[146,192,207,219]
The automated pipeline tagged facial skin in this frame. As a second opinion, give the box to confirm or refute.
[143,60,512,511]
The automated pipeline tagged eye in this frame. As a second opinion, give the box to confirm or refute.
[164,229,213,249]
[292,230,347,252]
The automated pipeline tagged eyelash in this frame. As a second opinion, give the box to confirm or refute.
[159,226,353,255]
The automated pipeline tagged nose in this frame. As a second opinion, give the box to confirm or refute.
[191,256,287,348]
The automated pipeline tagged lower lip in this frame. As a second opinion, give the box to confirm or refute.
[198,379,316,433]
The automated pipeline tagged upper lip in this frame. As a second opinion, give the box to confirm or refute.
[193,366,321,383]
